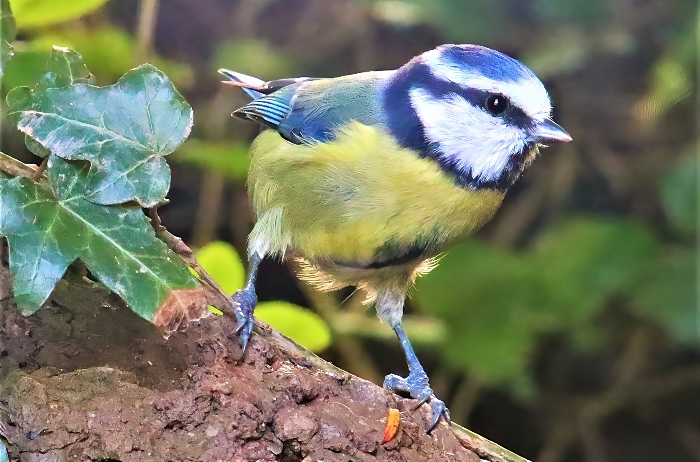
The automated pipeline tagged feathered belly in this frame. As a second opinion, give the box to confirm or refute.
[247,122,505,272]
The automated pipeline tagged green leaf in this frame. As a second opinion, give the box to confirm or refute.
[214,39,298,81]
[36,45,94,90]
[415,218,658,386]
[661,152,696,236]
[416,241,539,384]
[631,248,697,344]
[0,441,8,462]
[634,25,694,122]
[195,241,245,294]
[2,27,193,89]
[194,242,333,351]
[0,0,15,78]
[34,26,193,87]
[531,218,658,329]
[399,0,509,44]
[172,139,250,181]
[0,158,201,319]
[256,301,332,353]
[2,46,50,91]
[18,46,94,158]
[9,0,108,29]
[7,64,193,207]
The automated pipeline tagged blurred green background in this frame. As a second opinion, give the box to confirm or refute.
[1,0,697,461]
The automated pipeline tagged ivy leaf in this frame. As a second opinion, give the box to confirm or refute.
[20,46,94,158]
[7,64,193,207]
[0,0,16,78]
[9,0,107,29]
[36,45,94,90]
[0,158,203,321]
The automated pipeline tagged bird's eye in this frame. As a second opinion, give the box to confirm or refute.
[485,94,509,116]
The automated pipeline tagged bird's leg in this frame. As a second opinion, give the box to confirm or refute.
[384,323,451,430]
[231,250,263,351]
[377,292,451,430]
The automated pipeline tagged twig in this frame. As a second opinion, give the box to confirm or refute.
[191,171,225,247]
[536,419,575,462]
[448,376,483,427]
[0,151,43,181]
[147,207,235,317]
[673,421,700,462]
[32,158,48,181]
[536,323,700,462]
[135,0,160,63]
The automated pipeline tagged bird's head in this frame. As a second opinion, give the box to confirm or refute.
[384,44,571,190]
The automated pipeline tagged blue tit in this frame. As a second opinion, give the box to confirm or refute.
[219,44,571,430]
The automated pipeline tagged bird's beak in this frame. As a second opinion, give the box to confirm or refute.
[533,118,572,144]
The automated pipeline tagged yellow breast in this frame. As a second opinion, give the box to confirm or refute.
[247,122,505,263]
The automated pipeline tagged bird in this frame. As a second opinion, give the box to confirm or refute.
[219,43,571,430]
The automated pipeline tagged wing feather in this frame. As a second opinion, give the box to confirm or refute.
[234,97,292,129]
[226,70,394,145]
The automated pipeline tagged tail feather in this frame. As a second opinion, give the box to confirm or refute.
[218,69,266,100]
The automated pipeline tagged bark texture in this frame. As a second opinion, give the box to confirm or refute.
[0,268,526,462]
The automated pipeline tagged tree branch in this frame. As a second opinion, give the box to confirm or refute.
[0,266,532,462]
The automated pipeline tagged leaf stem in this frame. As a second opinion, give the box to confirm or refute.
[147,207,235,317]
[0,151,43,181]
[32,158,48,181]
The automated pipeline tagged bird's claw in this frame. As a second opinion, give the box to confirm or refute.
[425,396,450,430]
[383,371,451,431]
[231,287,257,352]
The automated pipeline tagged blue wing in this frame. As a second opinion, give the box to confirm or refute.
[235,94,295,129]
[219,69,309,130]
[225,70,393,145]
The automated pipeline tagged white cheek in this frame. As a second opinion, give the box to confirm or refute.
[410,88,526,182]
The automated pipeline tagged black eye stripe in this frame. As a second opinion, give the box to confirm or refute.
[400,63,533,129]
[446,87,532,130]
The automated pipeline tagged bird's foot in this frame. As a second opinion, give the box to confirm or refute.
[231,286,258,352]
[383,369,451,431]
